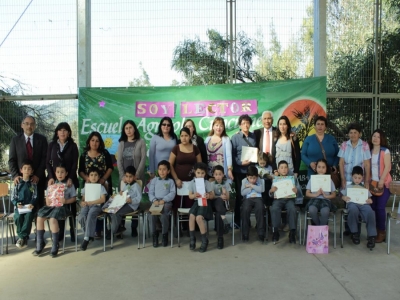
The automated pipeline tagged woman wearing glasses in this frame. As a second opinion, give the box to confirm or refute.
[46,122,79,242]
[149,117,178,178]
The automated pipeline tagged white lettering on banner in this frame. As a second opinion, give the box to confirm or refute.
[80,117,123,135]
[230,102,240,113]
[195,104,206,114]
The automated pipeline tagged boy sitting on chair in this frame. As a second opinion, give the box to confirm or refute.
[148,160,176,247]
[342,166,376,249]
[241,165,265,243]
[11,159,37,249]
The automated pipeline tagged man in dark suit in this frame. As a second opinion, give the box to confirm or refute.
[9,116,48,208]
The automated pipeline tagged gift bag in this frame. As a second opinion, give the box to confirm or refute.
[306,225,329,254]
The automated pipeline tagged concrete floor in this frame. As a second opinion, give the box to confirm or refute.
[1,214,400,300]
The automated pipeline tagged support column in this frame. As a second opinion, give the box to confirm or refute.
[313,0,327,77]
[77,0,91,88]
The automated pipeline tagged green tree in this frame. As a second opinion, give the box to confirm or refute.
[171,29,261,85]
[129,62,152,87]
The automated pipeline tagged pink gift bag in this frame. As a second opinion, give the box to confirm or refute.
[306,225,329,254]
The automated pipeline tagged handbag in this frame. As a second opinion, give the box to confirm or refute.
[306,225,329,254]
[369,180,384,196]
[316,137,341,189]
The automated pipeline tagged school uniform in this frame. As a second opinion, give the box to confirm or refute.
[106,182,142,234]
[148,177,176,234]
[305,179,336,225]
[38,181,76,220]
[78,184,107,238]
[270,177,297,230]
[211,180,231,237]
[342,184,377,237]
[12,180,38,240]
[188,179,213,220]
[241,177,265,237]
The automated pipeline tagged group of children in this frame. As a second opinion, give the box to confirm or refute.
[11,151,377,257]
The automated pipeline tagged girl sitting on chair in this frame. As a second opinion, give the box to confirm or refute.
[33,164,76,257]
[305,159,337,226]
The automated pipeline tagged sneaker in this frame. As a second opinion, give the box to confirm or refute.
[80,240,89,251]
[367,236,376,249]
[16,238,26,249]
[351,233,360,245]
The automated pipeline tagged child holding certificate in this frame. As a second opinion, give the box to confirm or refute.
[341,166,376,249]
[269,160,298,243]
[211,165,231,249]
[34,164,76,257]
[104,166,142,240]
[188,162,214,253]
[305,159,337,226]
[11,160,37,249]
[148,160,176,248]
[241,165,265,242]
[78,167,107,251]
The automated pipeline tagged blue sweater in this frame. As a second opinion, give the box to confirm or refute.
[301,134,339,177]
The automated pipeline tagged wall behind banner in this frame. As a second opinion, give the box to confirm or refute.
[78,77,326,193]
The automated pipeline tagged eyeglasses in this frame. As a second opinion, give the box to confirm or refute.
[161,123,171,127]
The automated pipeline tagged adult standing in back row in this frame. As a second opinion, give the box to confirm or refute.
[9,116,48,209]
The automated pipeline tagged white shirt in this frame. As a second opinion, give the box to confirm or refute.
[263,128,272,153]
[24,134,33,146]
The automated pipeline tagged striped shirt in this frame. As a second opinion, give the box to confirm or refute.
[338,139,371,182]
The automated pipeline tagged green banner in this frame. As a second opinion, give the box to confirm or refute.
[78,77,326,192]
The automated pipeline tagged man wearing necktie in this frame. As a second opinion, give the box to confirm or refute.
[254,111,276,159]
[9,116,48,209]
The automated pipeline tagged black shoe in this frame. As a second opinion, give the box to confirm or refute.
[289,229,296,244]
[199,236,209,253]
[217,237,224,249]
[242,235,249,242]
[367,236,376,249]
[32,241,46,256]
[131,228,138,237]
[89,237,94,242]
[272,229,280,243]
[51,243,59,258]
[190,237,196,250]
[162,234,168,247]
[351,233,360,245]
[80,240,89,251]
[153,233,159,248]
[258,235,265,243]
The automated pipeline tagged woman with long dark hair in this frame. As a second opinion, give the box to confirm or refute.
[272,116,301,176]
[46,122,79,242]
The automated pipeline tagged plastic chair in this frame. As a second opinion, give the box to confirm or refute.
[386,181,400,254]
[303,210,336,249]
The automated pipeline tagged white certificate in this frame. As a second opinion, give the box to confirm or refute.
[347,187,368,204]
[273,179,295,199]
[18,205,32,214]
[195,178,206,195]
[240,146,258,163]
[85,183,101,202]
[107,191,127,209]
[177,181,190,196]
[311,175,331,192]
